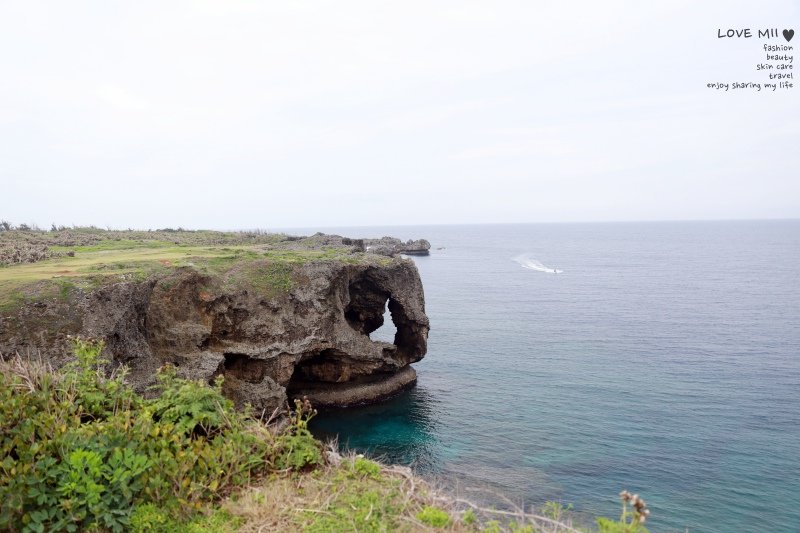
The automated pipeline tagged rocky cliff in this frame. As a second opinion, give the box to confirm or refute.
[0,252,429,412]
[364,237,431,256]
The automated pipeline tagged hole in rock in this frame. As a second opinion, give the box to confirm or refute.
[344,276,406,346]
[370,301,397,344]
[220,353,267,383]
[344,272,420,355]
[345,277,390,336]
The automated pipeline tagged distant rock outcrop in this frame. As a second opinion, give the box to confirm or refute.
[280,234,431,257]
[363,237,431,256]
[0,256,429,411]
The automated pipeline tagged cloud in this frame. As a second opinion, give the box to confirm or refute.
[0,0,797,227]
[95,84,149,112]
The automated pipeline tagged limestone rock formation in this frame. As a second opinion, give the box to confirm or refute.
[280,234,431,257]
[0,257,429,411]
[363,237,431,256]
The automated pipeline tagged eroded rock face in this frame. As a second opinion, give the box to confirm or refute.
[363,237,431,256]
[281,234,431,257]
[0,258,429,410]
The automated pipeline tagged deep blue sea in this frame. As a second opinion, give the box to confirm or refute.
[292,221,799,533]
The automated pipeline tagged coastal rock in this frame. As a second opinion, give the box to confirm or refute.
[363,237,431,256]
[0,257,429,411]
[279,233,430,257]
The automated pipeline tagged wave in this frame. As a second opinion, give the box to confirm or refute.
[512,254,563,274]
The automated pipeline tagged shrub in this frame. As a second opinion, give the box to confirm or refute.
[149,365,233,436]
[352,456,381,479]
[0,338,308,532]
[416,506,451,528]
[129,505,240,533]
[129,504,172,532]
[462,508,477,525]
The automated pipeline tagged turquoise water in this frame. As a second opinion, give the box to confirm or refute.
[304,221,800,532]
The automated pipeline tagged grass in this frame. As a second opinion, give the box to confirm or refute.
[0,227,292,251]
[232,262,295,298]
[48,239,177,253]
[0,247,205,311]
[0,234,383,311]
[218,455,466,532]
[212,453,613,533]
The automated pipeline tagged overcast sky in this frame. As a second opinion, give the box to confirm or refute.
[1,1,798,229]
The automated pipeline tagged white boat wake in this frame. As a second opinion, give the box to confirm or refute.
[512,254,563,274]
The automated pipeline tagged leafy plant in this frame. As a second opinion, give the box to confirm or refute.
[129,504,172,532]
[351,456,382,479]
[416,505,451,528]
[62,336,139,420]
[149,365,232,436]
[0,338,308,532]
[129,505,241,533]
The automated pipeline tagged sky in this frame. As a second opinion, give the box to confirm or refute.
[1,1,798,230]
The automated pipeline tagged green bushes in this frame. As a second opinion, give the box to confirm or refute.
[128,505,240,533]
[149,365,234,436]
[0,339,319,532]
[351,456,382,479]
[416,505,451,528]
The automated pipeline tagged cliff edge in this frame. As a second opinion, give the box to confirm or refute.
[0,229,430,411]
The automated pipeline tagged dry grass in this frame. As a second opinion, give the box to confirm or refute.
[219,447,584,533]
[222,456,470,532]
[0,352,56,392]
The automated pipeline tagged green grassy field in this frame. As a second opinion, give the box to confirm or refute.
[0,229,380,312]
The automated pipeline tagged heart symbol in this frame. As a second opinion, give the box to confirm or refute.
[784,29,794,42]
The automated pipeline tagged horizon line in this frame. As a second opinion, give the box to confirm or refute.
[3,216,798,234]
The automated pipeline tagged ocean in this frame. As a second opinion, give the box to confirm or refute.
[296,221,800,532]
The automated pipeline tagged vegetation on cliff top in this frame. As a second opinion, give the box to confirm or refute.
[0,340,650,532]
[0,225,388,312]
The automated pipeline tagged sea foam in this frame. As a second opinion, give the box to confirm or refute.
[512,254,563,274]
